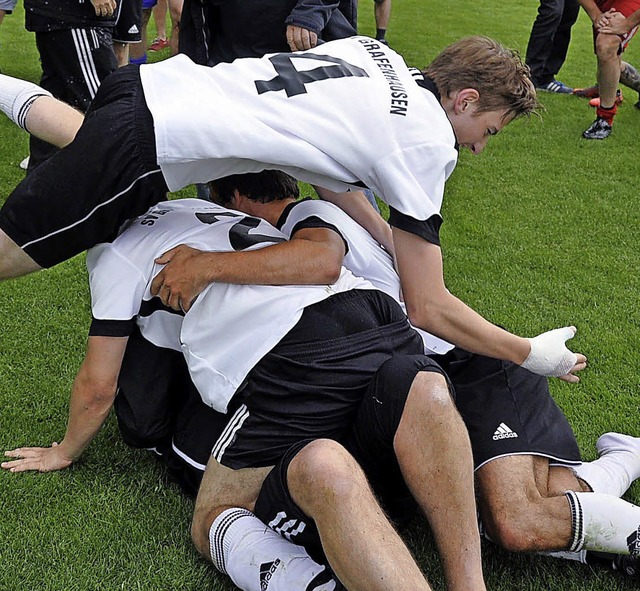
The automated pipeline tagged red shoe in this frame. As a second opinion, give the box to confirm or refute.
[589,90,623,108]
[148,37,169,52]
[573,85,599,99]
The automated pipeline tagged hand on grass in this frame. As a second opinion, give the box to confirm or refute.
[2,442,73,473]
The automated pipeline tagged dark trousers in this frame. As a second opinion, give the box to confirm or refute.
[525,0,580,87]
[28,28,117,172]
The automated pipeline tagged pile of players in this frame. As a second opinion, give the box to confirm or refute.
[0,33,639,591]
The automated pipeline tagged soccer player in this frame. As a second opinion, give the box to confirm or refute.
[0,36,583,392]
[578,1,640,138]
[178,169,639,577]
[2,197,487,591]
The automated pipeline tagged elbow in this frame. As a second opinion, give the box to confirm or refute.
[76,375,118,414]
[322,261,342,285]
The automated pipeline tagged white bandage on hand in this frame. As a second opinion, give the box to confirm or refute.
[521,326,578,377]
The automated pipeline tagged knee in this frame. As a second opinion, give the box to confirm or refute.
[595,34,621,60]
[287,439,365,512]
[191,501,236,557]
[481,497,553,553]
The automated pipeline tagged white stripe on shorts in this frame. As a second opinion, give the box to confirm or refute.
[212,404,250,462]
[71,28,100,98]
[22,169,163,250]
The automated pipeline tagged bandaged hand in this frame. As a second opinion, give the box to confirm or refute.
[521,326,582,378]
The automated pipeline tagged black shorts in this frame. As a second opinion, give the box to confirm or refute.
[211,290,426,469]
[435,348,581,470]
[0,65,168,268]
[115,328,227,496]
[114,0,143,43]
[254,355,448,563]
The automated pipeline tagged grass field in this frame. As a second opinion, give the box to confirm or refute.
[1,1,639,590]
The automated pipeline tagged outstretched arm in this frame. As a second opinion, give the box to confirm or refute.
[2,336,127,473]
[393,227,586,381]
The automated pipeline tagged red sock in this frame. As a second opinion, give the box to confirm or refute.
[596,104,617,125]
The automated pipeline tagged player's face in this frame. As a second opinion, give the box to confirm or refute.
[450,106,509,156]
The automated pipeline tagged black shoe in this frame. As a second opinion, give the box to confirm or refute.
[582,117,612,140]
[612,554,640,578]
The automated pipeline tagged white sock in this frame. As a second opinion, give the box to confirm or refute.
[566,491,640,555]
[0,74,52,131]
[209,508,338,591]
[573,433,640,497]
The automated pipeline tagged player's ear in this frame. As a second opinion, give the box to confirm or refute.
[453,88,480,114]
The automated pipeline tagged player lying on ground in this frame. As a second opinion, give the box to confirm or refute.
[160,169,640,576]
[3,198,486,591]
[0,35,584,384]
[4,191,639,587]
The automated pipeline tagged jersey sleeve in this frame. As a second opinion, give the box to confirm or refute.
[88,318,136,337]
[86,243,148,323]
[279,200,349,254]
[370,141,457,237]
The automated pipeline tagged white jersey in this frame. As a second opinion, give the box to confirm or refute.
[87,198,374,413]
[140,36,457,225]
[279,199,454,355]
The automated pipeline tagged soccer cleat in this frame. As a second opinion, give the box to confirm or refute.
[588,90,623,108]
[148,37,169,52]
[612,554,640,578]
[582,118,612,140]
[573,85,599,99]
[537,80,573,93]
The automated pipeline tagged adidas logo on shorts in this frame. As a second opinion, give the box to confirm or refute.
[128,24,140,34]
[493,422,518,440]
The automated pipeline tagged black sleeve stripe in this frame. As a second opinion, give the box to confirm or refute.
[138,298,185,318]
[89,317,136,337]
[388,207,442,246]
[290,216,349,256]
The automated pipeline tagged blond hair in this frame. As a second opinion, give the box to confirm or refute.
[424,36,538,121]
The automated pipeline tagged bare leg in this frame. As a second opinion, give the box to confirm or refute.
[374,0,391,33]
[394,372,486,591]
[477,455,574,551]
[0,230,42,279]
[113,42,130,68]
[595,34,622,108]
[168,0,182,56]
[289,439,432,591]
[25,96,84,148]
[191,457,271,557]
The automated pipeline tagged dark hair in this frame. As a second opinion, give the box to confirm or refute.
[209,170,300,205]
[424,36,538,121]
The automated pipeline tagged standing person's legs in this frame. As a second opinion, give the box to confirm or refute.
[167,0,183,55]
[373,0,391,43]
[150,0,168,49]
[113,0,143,66]
[544,0,580,83]
[526,0,565,87]
[129,1,154,64]
[28,28,117,171]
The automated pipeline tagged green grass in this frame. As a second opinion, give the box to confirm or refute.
[1,2,640,590]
